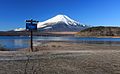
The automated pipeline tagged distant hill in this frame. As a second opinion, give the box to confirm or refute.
[76,26,120,37]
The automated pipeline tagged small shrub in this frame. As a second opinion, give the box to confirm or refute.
[51,45,56,47]
[0,44,9,51]
[0,47,9,51]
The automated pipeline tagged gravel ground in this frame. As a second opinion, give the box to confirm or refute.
[0,42,120,74]
[0,50,120,74]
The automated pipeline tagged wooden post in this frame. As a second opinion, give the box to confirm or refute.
[30,20,33,52]
[30,30,33,52]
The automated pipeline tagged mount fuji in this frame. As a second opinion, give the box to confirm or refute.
[37,14,89,32]
[14,14,89,32]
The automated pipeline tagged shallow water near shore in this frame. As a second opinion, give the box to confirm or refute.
[0,36,120,50]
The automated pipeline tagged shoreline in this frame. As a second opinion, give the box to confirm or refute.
[96,36,120,38]
[19,41,120,51]
[1,35,120,38]
[1,31,120,38]
[75,36,120,38]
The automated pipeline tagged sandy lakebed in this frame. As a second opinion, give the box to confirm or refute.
[0,41,120,74]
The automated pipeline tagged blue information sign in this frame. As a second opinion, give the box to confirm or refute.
[25,19,38,52]
[26,23,37,31]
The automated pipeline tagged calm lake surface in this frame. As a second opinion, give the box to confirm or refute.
[0,36,120,50]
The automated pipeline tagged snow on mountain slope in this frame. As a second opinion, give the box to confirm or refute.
[37,14,81,28]
[14,28,25,31]
[37,14,89,32]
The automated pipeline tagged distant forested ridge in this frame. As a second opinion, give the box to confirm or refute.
[76,26,120,37]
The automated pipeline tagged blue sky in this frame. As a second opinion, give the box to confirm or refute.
[0,0,120,31]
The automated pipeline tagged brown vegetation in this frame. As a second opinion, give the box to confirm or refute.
[76,26,120,37]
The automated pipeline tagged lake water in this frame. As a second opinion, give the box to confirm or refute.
[0,36,120,50]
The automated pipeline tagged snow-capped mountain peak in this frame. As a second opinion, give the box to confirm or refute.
[37,14,81,28]
[13,14,89,32]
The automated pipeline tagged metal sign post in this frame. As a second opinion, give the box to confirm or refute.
[26,19,38,52]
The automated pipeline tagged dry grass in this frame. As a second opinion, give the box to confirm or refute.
[20,41,120,51]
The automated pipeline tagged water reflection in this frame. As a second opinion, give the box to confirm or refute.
[14,39,30,48]
[0,36,120,50]
[0,39,29,50]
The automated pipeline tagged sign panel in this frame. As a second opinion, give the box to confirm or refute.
[26,23,37,31]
